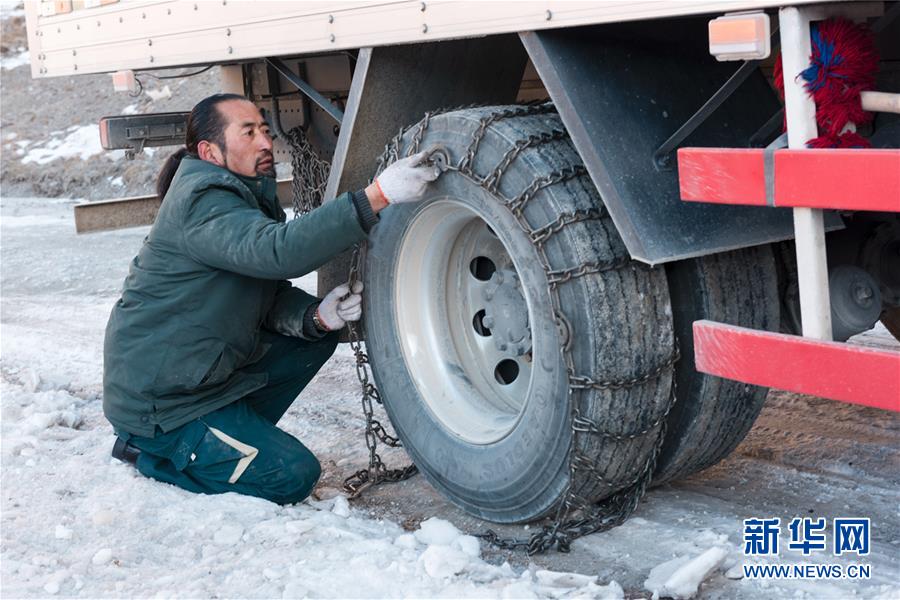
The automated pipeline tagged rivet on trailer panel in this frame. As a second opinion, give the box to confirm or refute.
[422,24,428,33]
[330,34,335,43]
[420,2,426,11]
[226,28,231,37]
[228,46,233,54]
[148,39,152,46]
[546,10,552,21]
[328,14,333,24]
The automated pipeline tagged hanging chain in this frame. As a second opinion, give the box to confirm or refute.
[285,125,331,217]
[284,118,416,497]
[341,247,419,498]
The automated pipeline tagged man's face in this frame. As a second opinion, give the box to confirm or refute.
[214,99,275,178]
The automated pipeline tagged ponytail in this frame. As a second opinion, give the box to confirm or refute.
[156,147,189,199]
[155,92,247,199]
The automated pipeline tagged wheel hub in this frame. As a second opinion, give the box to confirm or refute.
[482,269,532,356]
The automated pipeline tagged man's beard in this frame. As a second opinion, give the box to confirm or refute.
[256,152,276,178]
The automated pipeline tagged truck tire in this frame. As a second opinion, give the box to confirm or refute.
[652,246,780,483]
[363,105,676,523]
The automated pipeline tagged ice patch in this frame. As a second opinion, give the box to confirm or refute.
[419,544,470,578]
[91,548,113,566]
[331,495,350,518]
[21,125,116,165]
[213,524,244,545]
[413,517,461,546]
[1,50,29,70]
[145,85,172,101]
[110,176,124,187]
[394,533,418,549]
[645,546,729,599]
[120,104,139,115]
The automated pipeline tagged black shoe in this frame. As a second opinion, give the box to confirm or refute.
[112,437,141,465]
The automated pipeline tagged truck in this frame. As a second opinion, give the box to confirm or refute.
[24,0,900,550]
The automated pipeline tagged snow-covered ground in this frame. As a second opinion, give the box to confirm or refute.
[2,196,898,599]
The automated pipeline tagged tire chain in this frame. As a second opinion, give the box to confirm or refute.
[285,121,417,498]
[291,100,679,553]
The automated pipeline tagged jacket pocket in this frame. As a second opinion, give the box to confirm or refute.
[198,343,241,388]
[150,337,226,394]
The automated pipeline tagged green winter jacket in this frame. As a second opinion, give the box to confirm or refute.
[103,156,369,437]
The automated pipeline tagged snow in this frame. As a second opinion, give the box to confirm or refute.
[146,85,173,101]
[0,1,25,19]
[1,195,898,599]
[21,125,123,165]
[644,546,729,599]
[0,197,626,598]
[0,49,29,71]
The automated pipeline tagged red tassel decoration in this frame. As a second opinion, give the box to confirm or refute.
[772,17,878,148]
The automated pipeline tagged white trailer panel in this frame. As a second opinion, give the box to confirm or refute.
[26,0,830,78]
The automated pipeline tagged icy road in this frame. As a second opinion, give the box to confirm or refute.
[1,196,898,599]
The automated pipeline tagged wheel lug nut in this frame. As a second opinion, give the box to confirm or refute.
[483,315,495,328]
[499,343,508,351]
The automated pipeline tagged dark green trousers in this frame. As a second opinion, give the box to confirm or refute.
[123,330,338,505]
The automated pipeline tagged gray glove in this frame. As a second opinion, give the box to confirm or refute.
[375,150,442,204]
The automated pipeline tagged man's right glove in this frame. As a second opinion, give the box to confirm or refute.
[315,281,364,332]
[374,149,442,204]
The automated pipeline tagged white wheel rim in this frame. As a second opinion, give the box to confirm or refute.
[394,198,534,445]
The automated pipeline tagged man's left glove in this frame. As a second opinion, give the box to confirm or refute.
[314,281,364,332]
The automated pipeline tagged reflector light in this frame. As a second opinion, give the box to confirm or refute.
[111,70,137,93]
[98,118,110,149]
[709,12,770,61]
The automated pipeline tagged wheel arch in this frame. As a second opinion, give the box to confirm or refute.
[519,18,805,266]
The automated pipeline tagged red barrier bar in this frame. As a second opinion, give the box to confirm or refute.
[678,147,900,212]
[774,149,900,212]
[693,320,900,412]
[678,148,766,206]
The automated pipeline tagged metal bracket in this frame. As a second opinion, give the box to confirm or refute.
[653,59,760,169]
[265,57,344,124]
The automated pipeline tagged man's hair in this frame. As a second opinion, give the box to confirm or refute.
[156,93,247,198]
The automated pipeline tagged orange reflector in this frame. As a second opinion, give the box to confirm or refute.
[709,13,770,61]
[111,70,137,93]
[98,118,110,149]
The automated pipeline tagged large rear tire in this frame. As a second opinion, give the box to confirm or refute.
[653,247,780,483]
[364,105,676,523]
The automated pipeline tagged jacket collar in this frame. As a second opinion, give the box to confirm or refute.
[181,156,278,211]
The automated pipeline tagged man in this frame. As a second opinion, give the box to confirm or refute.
[103,93,439,504]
